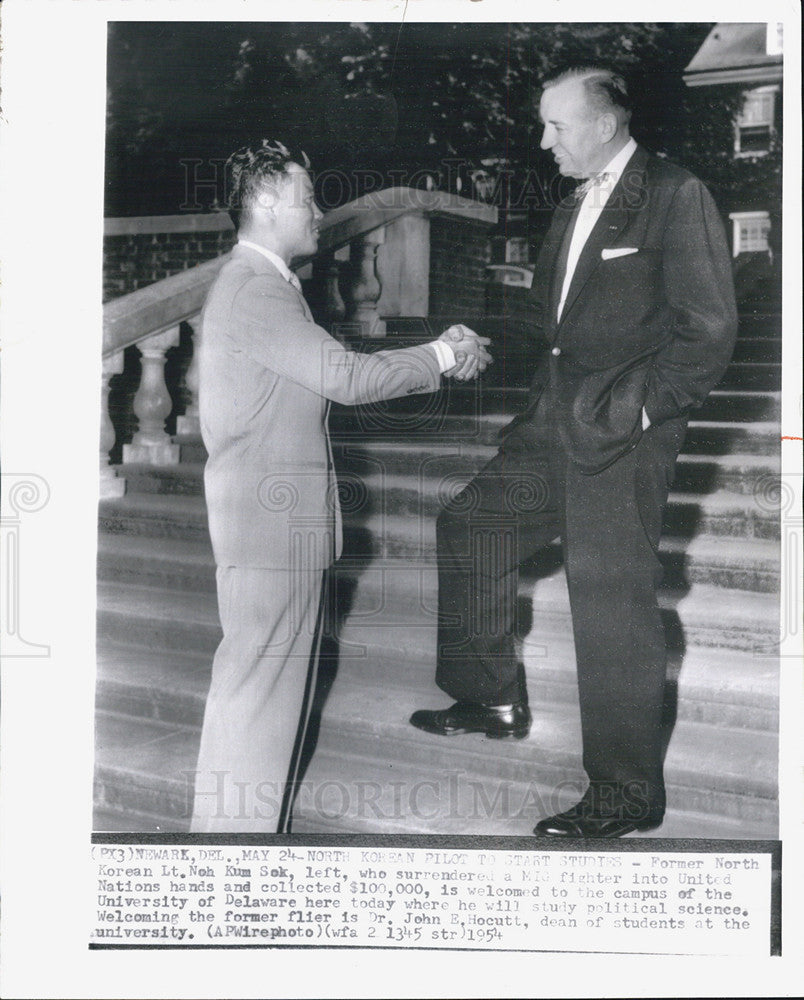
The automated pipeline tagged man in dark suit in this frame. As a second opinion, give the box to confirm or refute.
[410,66,738,838]
[191,140,491,832]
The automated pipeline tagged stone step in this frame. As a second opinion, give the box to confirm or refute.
[97,581,221,655]
[98,490,780,594]
[92,711,776,840]
[336,444,780,498]
[93,668,777,836]
[96,642,210,728]
[695,390,781,424]
[735,312,781,338]
[730,337,781,364]
[94,713,197,831]
[681,422,779,457]
[97,535,780,665]
[337,476,779,539]
[120,446,780,503]
[338,387,782,424]
[175,393,781,462]
[98,487,779,597]
[333,416,779,457]
[715,363,780,391]
[99,492,211,542]
[96,578,779,734]
[341,515,780,593]
[291,679,778,828]
[96,559,779,733]
[290,748,777,840]
[332,560,780,658]
[177,415,781,463]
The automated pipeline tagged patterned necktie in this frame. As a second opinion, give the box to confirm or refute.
[573,171,613,201]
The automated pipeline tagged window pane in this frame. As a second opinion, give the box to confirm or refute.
[738,125,771,153]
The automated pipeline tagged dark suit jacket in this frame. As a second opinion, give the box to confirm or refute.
[510,145,738,473]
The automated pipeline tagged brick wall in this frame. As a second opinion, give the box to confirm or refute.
[104,211,495,314]
[485,282,540,326]
[428,216,493,319]
[103,224,235,302]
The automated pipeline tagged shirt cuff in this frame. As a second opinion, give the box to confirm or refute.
[430,339,456,373]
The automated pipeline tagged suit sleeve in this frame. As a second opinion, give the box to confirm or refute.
[227,276,441,405]
[644,177,738,425]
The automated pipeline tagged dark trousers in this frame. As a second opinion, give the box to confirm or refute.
[435,390,687,814]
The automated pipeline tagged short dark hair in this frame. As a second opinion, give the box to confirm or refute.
[225,139,311,230]
[543,66,632,122]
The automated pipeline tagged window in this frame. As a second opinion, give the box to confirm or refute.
[505,237,530,265]
[729,211,771,256]
[735,87,777,156]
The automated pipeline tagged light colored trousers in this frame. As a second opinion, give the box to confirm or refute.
[190,565,324,832]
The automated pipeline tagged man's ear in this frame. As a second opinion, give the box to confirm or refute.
[256,185,280,212]
[598,112,618,144]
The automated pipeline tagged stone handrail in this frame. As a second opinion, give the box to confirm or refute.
[103,187,495,358]
[103,256,223,358]
[100,186,496,493]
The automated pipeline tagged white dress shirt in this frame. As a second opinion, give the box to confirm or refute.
[237,238,457,372]
[556,137,638,322]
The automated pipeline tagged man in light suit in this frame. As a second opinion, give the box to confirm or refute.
[410,67,738,838]
[191,140,491,832]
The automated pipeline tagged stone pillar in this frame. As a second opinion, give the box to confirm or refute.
[315,254,346,325]
[376,212,430,318]
[346,227,386,337]
[176,314,202,436]
[123,325,181,465]
[100,351,126,498]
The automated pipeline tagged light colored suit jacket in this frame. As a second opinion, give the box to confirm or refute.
[200,244,441,568]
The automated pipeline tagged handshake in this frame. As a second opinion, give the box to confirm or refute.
[438,324,493,381]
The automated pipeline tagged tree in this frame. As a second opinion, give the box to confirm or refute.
[105,22,719,217]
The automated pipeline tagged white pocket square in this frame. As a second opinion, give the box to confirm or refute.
[601,247,639,260]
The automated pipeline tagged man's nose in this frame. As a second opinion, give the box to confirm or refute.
[540,127,554,150]
[313,203,324,221]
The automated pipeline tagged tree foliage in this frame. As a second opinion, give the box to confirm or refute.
[105,21,776,222]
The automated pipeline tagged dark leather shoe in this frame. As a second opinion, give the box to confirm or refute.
[409,701,531,739]
[534,802,663,839]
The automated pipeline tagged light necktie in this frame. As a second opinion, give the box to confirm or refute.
[573,171,612,202]
[287,271,303,293]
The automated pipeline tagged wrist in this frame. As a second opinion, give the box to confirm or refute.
[431,339,456,373]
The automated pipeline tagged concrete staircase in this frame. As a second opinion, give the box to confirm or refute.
[94,312,781,838]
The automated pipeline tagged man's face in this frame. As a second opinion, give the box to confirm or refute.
[268,162,323,260]
[539,79,608,179]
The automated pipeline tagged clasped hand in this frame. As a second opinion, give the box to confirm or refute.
[438,324,493,381]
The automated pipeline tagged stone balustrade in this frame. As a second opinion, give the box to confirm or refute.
[101,187,497,483]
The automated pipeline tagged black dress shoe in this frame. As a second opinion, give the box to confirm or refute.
[409,701,531,739]
[534,802,663,839]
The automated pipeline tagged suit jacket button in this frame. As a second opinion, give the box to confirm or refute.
[551,346,561,356]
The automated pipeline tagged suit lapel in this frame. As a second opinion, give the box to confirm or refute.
[557,146,649,327]
[539,197,578,339]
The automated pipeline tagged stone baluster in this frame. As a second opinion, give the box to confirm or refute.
[123,325,181,465]
[320,255,346,324]
[176,314,202,436]
[346,227,386,337]
[100,351,126,498]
